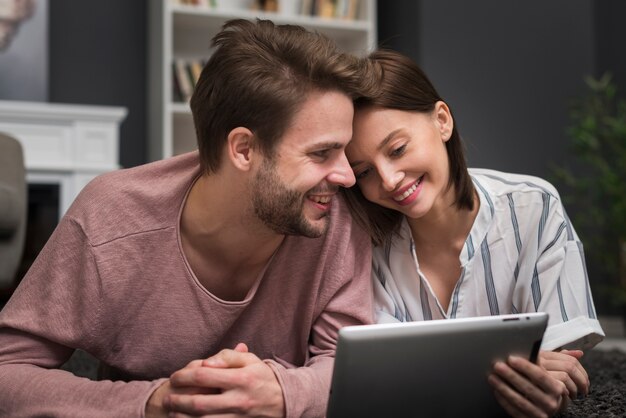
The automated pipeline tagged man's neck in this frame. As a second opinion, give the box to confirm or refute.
[179,173,285,300]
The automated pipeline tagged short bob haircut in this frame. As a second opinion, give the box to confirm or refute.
[343,49,475,246]
[190,19,373,174]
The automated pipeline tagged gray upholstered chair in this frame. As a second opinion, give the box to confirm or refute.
[0,132,27,287]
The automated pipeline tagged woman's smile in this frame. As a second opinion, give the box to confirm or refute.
[391,175,425,205]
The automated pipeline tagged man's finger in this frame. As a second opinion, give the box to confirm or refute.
[202,348,259,368]
[233,342,248,353]
[170,364,252,390]
[166,390,251,416]
[166,392,229,415]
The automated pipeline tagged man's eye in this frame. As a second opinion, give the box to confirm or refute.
[390,144,406,157]
[312,150,330,159]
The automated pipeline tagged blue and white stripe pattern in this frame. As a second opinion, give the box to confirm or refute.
[371,168,605,350]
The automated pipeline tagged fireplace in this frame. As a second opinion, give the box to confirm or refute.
[0,100,126,297]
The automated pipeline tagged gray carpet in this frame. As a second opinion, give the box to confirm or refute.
[556,348,626,418]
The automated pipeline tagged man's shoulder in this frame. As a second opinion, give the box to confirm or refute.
[66,152,201,245]
[327,193,369,240]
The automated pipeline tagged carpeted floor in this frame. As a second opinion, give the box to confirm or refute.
[556,348,626,418]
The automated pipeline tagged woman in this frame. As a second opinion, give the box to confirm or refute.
[344,49,605,417]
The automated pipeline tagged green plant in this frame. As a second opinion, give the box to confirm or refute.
[551,73,626,313]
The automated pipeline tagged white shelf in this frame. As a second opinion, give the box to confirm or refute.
[148,0,377,161]
[0,100,127,218]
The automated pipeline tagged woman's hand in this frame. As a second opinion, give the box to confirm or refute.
[539,349,589,400]
[488,355,568,417]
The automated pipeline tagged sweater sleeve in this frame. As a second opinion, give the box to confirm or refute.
[266,216,374,418]
[0,215,163,418]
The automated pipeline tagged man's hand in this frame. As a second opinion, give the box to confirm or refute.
[539,349,589,400]
[161,343,285,417]
[145,359,218,418]
[488,355,568,418]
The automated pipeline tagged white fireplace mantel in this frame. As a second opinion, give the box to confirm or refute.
[0,100,127,217]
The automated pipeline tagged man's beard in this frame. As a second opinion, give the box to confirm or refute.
[251,159,329,238]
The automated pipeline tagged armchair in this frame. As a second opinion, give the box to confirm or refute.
[0,132,26,287]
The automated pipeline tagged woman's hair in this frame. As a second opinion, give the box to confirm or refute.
[343,49,474,246]
[190,19,374,174]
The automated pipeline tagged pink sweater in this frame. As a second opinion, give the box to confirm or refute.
[0,152,373,418]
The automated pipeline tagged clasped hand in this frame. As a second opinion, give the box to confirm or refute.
[146,343,285,418]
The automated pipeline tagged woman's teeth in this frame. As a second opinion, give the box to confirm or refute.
[393,176,423,202]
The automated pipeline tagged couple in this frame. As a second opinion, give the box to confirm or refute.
[0,19,604,418]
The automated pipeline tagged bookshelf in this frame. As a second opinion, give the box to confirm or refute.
[148,0,377,161]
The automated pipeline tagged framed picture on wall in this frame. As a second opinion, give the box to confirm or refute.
[0,0,48,101]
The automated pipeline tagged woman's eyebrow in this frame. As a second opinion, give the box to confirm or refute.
[377,129,403,151]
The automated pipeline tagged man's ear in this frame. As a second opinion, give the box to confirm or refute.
[434,101,454,142]
[226,127,256,171]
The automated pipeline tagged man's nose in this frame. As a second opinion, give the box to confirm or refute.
[327,152,356,188]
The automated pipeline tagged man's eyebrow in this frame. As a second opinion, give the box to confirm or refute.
[306,141,344,151]
[350,129,403,168]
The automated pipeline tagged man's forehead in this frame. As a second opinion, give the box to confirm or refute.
[276,136,348,153]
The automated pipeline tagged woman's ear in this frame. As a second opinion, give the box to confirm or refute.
[434,101,454,142]
[226,127,256,171]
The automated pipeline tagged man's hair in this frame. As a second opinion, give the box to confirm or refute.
[343,49,475,246]
[190,18,372,174]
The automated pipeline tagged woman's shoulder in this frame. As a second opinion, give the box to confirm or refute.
[469,168,560,200]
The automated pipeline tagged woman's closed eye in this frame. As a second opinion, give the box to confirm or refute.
[355,167,372,180]
[390,144,407,157]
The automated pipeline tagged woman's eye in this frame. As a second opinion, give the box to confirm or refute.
[390,144,406,157]
[355,168,371,180]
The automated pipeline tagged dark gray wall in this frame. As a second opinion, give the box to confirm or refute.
[49,0,147,169]
[377,1,420,58]
[382,0,595,179]
[423,1,595,178]
[595,0,626,93]
[47,0,623,174]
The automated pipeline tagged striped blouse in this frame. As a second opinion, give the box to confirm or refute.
[372,168,605,350]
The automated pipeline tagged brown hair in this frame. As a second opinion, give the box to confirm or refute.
[190,19,372,174]
[343,49,475,246]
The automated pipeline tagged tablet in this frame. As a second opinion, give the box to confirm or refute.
[326,312,548,418]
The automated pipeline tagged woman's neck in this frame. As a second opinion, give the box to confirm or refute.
[405,188,480,312]
[407,189,479,253]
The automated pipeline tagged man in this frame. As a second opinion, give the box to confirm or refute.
[0,19,373,417]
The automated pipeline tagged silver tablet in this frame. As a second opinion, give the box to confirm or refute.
[327,312,548,418]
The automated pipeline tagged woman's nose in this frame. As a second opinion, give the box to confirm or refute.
[379,164,402,192]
